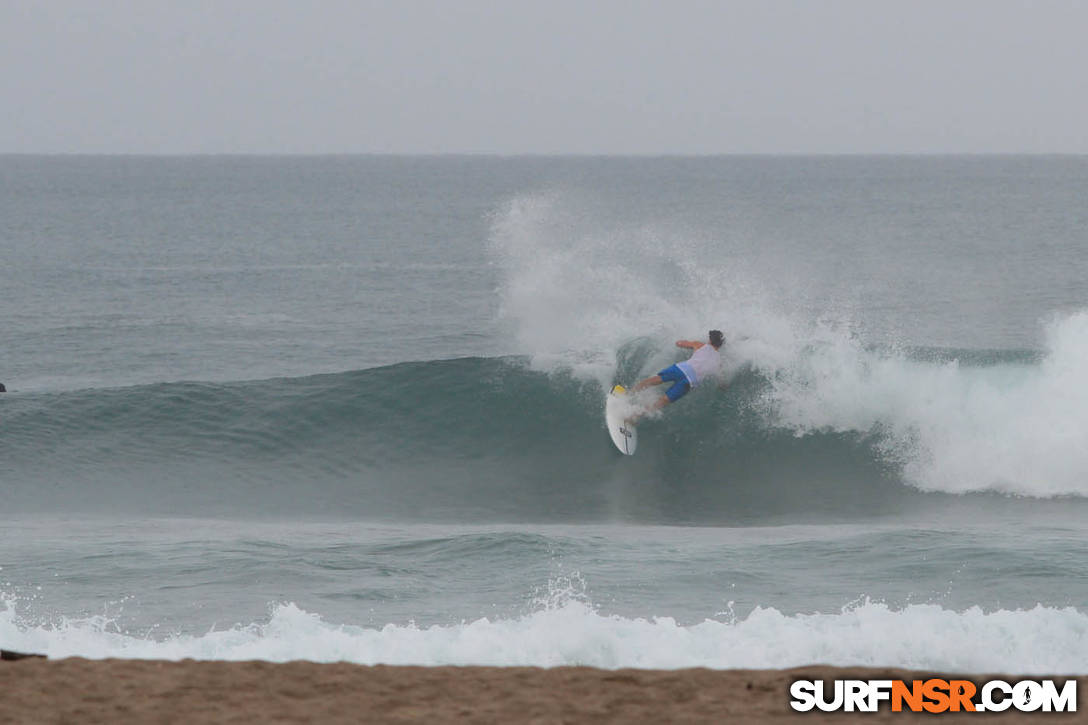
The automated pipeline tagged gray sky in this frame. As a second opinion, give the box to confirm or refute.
[3,0,1087,154]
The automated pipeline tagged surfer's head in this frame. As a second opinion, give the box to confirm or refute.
[708,330,724,349]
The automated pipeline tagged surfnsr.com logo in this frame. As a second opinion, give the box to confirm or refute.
[790,678,1077,713]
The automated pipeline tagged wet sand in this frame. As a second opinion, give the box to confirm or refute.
[0,658,1083,723]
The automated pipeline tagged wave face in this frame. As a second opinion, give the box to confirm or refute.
[3,329,1088,522]
[0,356,891,521]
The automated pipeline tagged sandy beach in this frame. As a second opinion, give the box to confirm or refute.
[0,658,1082,724]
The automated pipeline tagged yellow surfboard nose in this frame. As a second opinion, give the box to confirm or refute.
[611,384,626,395]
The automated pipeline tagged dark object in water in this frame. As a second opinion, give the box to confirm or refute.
[1,649,46,661]
[0,382,6,392]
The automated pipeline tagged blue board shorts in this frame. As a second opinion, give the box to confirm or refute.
[658,364,691,402]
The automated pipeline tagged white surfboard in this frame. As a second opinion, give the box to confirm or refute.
[605,385,638,455]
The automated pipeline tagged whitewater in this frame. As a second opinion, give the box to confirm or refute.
[5,599,1087,674]
[3,520,1086,672]
[1,155,1086,671]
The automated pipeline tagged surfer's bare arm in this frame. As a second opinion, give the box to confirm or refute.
[675,340,704,349]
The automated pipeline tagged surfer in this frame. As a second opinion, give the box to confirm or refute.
[628,330,724,420]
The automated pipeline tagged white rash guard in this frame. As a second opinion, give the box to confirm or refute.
[676,344,720,387]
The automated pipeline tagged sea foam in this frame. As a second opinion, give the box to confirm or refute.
[749,311,1088,497]
[488,192,1088,498]
[3,597,1085,673]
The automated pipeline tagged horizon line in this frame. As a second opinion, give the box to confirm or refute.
[2,151,1087,159]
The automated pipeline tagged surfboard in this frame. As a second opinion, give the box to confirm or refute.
[605,384,638,455]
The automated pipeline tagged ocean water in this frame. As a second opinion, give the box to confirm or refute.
[1,155,1087,672]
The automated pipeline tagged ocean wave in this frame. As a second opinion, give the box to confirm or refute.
[486,191,1088,500]
[2,333,1088,521]
[2,595,1084,673]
